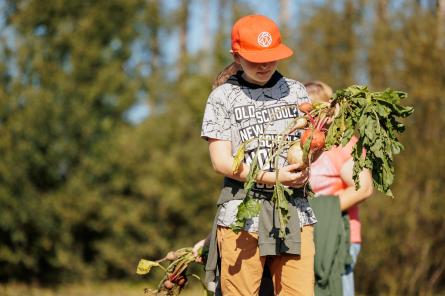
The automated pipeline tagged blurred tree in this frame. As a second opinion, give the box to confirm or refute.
[295,0,361,88]
[177,0,190,79]
[0,0,145,282]
[278,0,291,75]
[437,0,445,48]
[357,1,445,295]
[367,0,395,89]
[295,0,445,294]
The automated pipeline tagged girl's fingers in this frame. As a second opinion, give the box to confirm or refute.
[286,163,302,171]
[289,168,309,187]
[192,239,205,257]
[292,168,309,178]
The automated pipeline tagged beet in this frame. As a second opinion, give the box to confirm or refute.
[164,280,174,290]
[300,129,325,151]
[298,102,313,114]
[287,142,308,170]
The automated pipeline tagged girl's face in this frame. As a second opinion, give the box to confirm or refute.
[234,55,278,86]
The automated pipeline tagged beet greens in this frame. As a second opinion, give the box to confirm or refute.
[326,85,414,196]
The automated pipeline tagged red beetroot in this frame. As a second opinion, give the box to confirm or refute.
[177,276,187,287]
[164,280,174,290]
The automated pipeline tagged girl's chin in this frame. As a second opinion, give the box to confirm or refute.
[257,71,271,77]
[255,73,272,82]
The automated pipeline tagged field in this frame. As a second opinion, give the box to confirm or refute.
[0,282,204,296]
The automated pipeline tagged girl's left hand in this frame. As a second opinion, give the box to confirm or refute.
[289,167,310,188]
[279,165,309,188]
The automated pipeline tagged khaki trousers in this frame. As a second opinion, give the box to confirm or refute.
[217,225,315,296]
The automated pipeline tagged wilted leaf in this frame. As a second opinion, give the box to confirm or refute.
[232,143,246,174]
[136,259,160,275]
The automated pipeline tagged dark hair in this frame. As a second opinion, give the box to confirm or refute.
[212,62,242,89]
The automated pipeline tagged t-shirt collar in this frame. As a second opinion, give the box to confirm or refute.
[235,71,283,89]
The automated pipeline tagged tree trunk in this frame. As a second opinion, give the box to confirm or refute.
[200,0,212,73]
[147,0,161,72]
[437,0,445,48]
[368,0,391,89]
[178,0,190,78]
[377,0,388,21]
[280,0,290,36]
[202,0,211,52]
[279,0,291,75]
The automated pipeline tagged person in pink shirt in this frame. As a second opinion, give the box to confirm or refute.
[305,81,374,296]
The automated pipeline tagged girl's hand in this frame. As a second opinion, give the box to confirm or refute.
[278,164,309,188]
[192,237,209,263]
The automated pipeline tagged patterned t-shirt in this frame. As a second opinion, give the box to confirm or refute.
[201,71,317,232]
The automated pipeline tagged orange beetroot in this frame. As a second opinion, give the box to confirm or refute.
[298,102,313,114]
[300,129,325,151]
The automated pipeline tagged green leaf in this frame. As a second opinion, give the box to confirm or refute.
[391,141,404,155]
[232,143,246,174]
[231,195,261,233]
[136,259,160,275]
[272,183,290,239]
[244,147,261,193]
[302,130,312,160]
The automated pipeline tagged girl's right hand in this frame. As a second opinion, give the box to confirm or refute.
[278,164,309,188]
[192,238,208,263]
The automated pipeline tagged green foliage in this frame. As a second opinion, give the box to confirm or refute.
[0,0,145,283]
[354,4,445,294]
[293,0,360,87]
[326,85,413,196]
[230,195,261,234]
[271,183,294,238]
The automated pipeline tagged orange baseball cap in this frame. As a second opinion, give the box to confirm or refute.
[231,15,293,63]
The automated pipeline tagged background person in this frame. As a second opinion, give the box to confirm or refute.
[305,80,374,296]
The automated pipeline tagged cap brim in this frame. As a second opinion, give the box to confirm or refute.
[238,44,293,63]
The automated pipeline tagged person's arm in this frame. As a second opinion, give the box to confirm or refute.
[338,158,374,211]
[208,138,308,188]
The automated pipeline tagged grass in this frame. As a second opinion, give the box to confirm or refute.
[0,281,205,296]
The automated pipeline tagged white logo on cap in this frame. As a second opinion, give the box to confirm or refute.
[257,32,272,47]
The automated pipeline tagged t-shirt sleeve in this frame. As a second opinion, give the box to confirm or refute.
[201,87,232,141]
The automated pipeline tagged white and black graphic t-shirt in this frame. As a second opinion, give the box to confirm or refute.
[201,72,317,232]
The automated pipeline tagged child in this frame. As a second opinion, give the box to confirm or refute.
[305,81,373,296]
[200,15,316,295]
